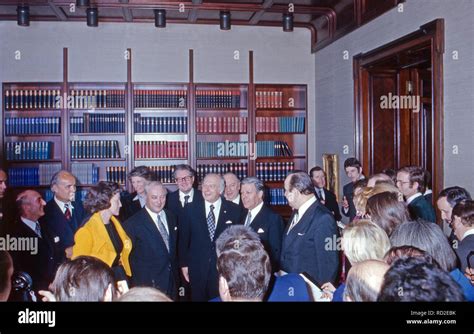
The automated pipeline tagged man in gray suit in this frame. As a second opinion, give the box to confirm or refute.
[280,172,339,285]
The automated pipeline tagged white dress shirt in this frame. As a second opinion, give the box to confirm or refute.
[54,196,74,214]
[205,198,222,228]
[145,207,169,234]
[179,188,195,207]
[406,192,423,204]
[246,201,264,226]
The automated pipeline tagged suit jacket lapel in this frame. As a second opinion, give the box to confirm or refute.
[142,210,168,253]
[214,201,232,239]
[164,209,176,255]
[283,202,317,248]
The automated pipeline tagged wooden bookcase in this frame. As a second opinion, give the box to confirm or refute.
[1,49,307,218]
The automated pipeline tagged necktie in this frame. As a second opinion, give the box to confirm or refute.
[316,188,323,201]
[35,222,42,238]
[207,204,216,241]
[287,210,299,234]
[155,213,169,252]
[184,195,190,206]
[64,203,72,221]
[244,211,252,227]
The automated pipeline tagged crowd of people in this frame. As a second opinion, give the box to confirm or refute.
[0,158,473,302]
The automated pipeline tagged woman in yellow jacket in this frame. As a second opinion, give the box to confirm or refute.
[73,181,132,282]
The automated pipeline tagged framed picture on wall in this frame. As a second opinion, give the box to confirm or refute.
[322,153,339,202]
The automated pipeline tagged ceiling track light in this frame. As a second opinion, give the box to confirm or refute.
[86,7,98,27]
[76,0,90,7]
[17,5,30,27]
[154,9,166,28]
[220,11,231,30]
[283,13,294,32]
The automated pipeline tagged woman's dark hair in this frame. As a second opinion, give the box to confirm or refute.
[83,181,121,214]
[0,251,13,294]
[384,245,434,266]
[366,191,411,236]
[51,256,116,301]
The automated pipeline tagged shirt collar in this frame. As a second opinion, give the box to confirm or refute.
[248,202,264,221]
[297,196,317,220]
[145,206,164,221]
[231,195,240,205]
[54,196,74,212]
[206,197,222,215]
[20,217,39,233]
[462,229,474,240]
[407,192,422,204]
[133,193,147,207]
[179,188,194,203]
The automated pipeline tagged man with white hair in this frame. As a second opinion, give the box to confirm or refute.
[179,173,242,301]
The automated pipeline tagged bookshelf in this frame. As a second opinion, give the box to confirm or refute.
[255,84,307,217]
[67,82,127,187]
[1,49,307,218]
[132,83,190,185]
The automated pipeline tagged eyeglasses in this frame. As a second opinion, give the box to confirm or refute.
[175,175,192,183]
[396,180,411,185]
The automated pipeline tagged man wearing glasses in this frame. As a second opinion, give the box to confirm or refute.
[166,164,203,219]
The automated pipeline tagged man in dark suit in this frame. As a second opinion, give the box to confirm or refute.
[280,172,339,285]
[119,165,155,222]
[397,166,436,223]
[341,158,365,222]
[223,172,244,210]
[240,177,284,272]
[179,173,242,301]
[437,186,472,245]
[40,170,86,270]
[451,200,474,272]
[7,190,55,293]
[123,181,179,299]
[166,164,203,220]
[309,166,341,221]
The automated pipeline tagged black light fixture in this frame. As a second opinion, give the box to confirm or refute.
[17,6,30,27]
[76,0,90,7]
[86,7,98,27]
[154,9,166,28]
[282,13,293,32]
[220,11,231,30]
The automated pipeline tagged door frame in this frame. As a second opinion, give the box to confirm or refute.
[353,19,444,200]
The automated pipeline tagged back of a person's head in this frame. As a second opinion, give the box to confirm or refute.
[366,191,410,236]
[0,251,13,301]
[51,256,116,301]
[216,225,271,301]
[117,287,172,302]
[344,260,389,302]
[390,220,457,272]
[378,256,465,302]
[342,219,391,264]
[384,245,434,266]
[452,200,474,227]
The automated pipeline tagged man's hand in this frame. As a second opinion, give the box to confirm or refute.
[38,290,56,302]
[181,267,189,283]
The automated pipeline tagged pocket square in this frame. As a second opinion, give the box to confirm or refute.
[174,226,178,231]
[225,220,232,224]
[257,228,265,233]
[54,236,60,243]
[297,232,305,236]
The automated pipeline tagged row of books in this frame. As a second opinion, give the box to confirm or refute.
[196,116,247,133]
[134,116,188,133]
[256,90,284,109]
[4,89,61,110]
[7,163,62,186]
[196,163,248,181]
[196,90,242,109]
[148,165,177,184]
[70,113,125,133]
[5,141,54,161]
[196,141,248,158]
[4,117,61,135]
[105,166,127,185]
[256,141,293,157]
[256,162,295,181]
[70,140,121,159]
[134,141,188,159]
[72,163,100,185]
[69,90,125,109]
[134,90,187,109]
[267,188,288,206]
[256,117,305,133]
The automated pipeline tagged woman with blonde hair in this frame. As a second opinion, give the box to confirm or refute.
[321,219,391,301]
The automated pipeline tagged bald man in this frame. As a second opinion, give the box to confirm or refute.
[8,190,55,292]
[343,260,389,302]
[40,170,86,268]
